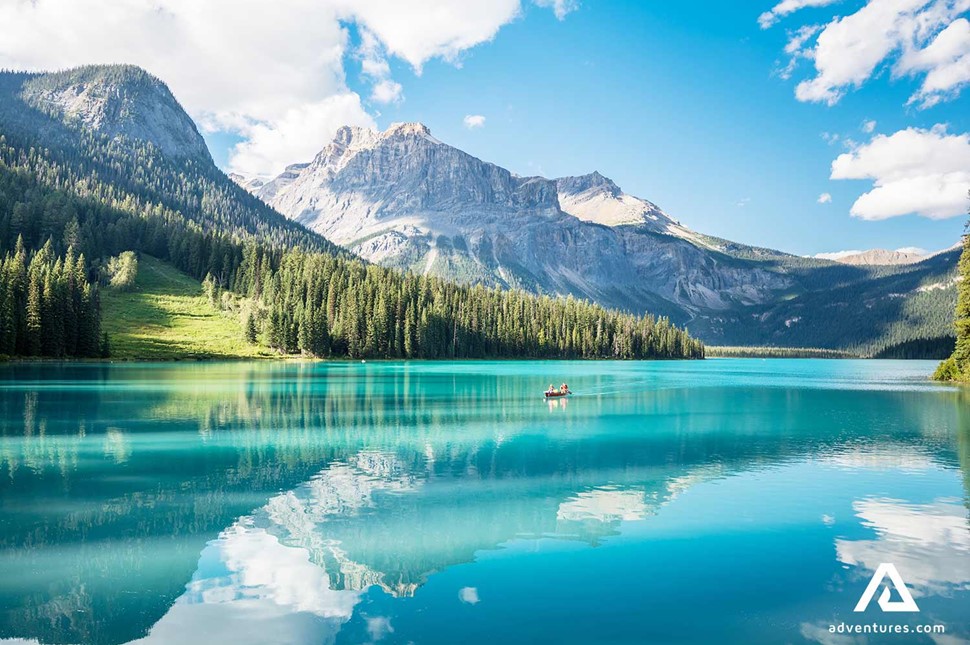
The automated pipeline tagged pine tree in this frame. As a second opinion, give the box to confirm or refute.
[935,195,970,381]
[25,260,42,356]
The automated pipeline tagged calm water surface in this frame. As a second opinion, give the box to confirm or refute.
[0,359,967,644]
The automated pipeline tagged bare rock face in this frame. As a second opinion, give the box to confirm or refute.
[814,248,930,266]
[19,65,211,161]
[256,122,793,319]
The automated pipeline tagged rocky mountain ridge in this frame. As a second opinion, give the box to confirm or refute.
[16,64,211,161]
[813,248,939,266]
[240,122,958,353]
[10,62,943,355]
[246,122,790,320]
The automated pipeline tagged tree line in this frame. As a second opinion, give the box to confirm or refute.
[0,67,703,361]
[0,237,103,357]
[243,251,700,359]
[935,195,970,381]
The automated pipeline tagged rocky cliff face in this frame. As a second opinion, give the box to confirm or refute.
[255,122,791,319]
[18,65,211,161]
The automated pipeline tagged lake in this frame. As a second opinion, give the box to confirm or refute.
[0,359,967,645]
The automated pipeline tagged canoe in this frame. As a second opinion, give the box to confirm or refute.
[544,391,570,398]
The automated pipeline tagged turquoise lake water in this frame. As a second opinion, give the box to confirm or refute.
[0,359,967,644]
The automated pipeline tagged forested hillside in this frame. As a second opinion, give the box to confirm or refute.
[934,204,969,381]
[0,65,702,360]
[0,238,102,357]
[248,120,958,358]
[689,244,959,357]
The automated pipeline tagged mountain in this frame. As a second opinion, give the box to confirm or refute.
[555,170,698,242]
[16,64,211,161]
[813,248,933,266]
[253,123,791,319]
[0,65,336,255]
[0,65,702,361]
[255,122,959,355]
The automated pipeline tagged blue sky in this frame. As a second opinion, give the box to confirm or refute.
[2,0,967,257]
[331,1,969,256]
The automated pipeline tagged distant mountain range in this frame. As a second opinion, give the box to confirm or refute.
[813,247,947,266]
[0,62,954,358]
[236,122,958,356]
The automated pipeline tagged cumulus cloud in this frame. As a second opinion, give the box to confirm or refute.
[776,0,970,108]
[818,192,833,203]
[0,0,566,177]
[463,114,487,128]
[371,79,403,104]
[534,0,580,20]
[899,16,970,107]
[347,0,521,71]
[861,119,877,133]
[758,0,842,29]
[830,124,970,220]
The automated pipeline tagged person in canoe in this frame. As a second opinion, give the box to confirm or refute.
[545,383,571,397]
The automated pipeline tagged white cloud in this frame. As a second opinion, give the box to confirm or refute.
[814,249,863,260]
[779,0,970,107]
[830,124,970,220]
[861,119,876,133]
[463,114,487,128]
[897,245,928,254]
[228,96,374,179]
[758,0,842,29]
[534,0,580,20]
[817,191,833,203]
[736,197,752,207]
[899,16,970,107]
[370,79,403,104]
[779,24,824,79]
[0,0,567,177]
[346,0,521,71]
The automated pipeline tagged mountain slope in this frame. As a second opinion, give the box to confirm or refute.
[19,65,211,161]
[556,171,702,244]
[814,248,933,266]
[255,123,791,319]
[0,65,339,255]
[0,65,702,361]
[255,122,958,354]
[101,255,271,359]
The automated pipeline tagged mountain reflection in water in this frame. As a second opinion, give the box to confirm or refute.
[0,360,967,645]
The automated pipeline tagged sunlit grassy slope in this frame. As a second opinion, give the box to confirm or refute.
[101,255,272,359]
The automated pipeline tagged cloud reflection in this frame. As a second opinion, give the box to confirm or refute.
[837,498,970,596]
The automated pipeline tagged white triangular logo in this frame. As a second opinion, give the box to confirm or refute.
[854,563,920,613]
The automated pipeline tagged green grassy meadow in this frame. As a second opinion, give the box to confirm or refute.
[101,255,272,360]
